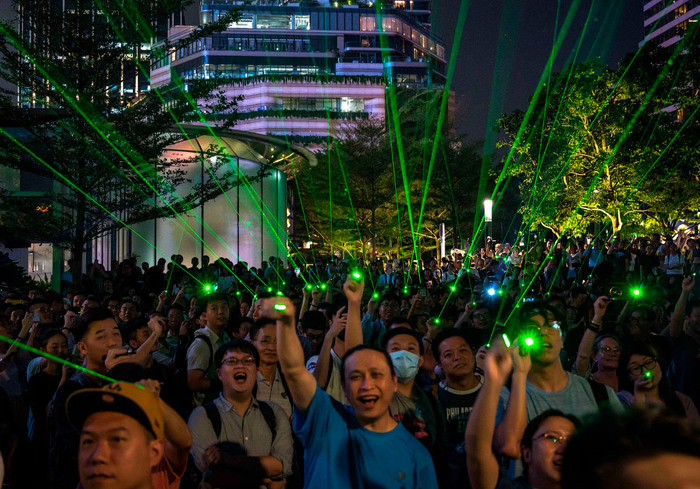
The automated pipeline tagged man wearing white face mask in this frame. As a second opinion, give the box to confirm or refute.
[382,327,449,487]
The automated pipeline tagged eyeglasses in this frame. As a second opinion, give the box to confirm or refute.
[221,357,256,367]
[533,432,570,446]
[522,322,561,334]
[628,358,657,376]
[473,313,491,320]
[599,346,621,354]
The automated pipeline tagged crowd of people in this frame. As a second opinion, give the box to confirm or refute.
[0,229,699,489]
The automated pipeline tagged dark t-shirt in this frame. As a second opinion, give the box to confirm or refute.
[49,372,105,489]
[27,370,61,443]
[437,381,482,488]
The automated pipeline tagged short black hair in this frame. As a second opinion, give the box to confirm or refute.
[215,339,260,368]
[74,308,117,342]
[340,344,396,383]
[300,311,328,333]
[562,409,700,489]
[122,317,149,343]
[38,328,67,348]
[387,316,412,329]
[507,301,563,338]
[381,327,424,355]
[431,329,471,362]
[249,317,275,342]
[198,291,229,310]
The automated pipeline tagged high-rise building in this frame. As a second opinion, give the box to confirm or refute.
[642,0,700,47]
[151,0,447,138]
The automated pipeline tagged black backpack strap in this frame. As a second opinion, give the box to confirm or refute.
[587,378,608,409]
[277,364,295,406]
[203,401,222,439]
[257,400,277,441]
[193,334,214,373]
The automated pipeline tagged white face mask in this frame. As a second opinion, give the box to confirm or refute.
[389,350,420,382]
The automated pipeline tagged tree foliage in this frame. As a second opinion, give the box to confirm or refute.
[0,0,255,280]
[497,30,700,238]
[293,89,483,258]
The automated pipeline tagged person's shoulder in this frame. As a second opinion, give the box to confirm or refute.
[262,399,289,422]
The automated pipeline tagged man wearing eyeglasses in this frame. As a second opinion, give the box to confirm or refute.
[493,302,621,477]
[187,339,293,489]
[466,340,580,489]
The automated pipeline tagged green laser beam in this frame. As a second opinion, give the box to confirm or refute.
[0,334,122,386]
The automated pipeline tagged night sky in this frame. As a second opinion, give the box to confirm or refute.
[434,0,645,144]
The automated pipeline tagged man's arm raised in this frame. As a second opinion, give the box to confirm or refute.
[259,297,317,413]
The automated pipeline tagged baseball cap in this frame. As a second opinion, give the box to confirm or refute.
[66,381,164,439]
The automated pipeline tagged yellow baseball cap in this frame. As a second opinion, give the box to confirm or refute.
[66,382,164,439]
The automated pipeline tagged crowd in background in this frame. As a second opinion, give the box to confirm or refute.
[0,228,699,488]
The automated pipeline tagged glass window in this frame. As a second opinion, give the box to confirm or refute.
[257,14,292,29]
[230,14,253,28]
[360,15,376,31]
[294,14,310,30]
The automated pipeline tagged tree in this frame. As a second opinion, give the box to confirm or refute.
[496,32,700,239]
[293,88,483,259]
[0,0,255,285]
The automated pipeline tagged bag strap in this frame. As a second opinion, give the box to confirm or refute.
[193,334,214,374]
[203,400,222,439]
[587,378,608,409]
[257,401,277,441]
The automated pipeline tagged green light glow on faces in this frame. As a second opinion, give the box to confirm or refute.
[502,334,511,348]
[644,370,652,379]
[524,337,535,346]
[274,304,287,311]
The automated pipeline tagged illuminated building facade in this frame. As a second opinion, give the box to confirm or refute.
[151,0,447,138]
[642,0,700,47]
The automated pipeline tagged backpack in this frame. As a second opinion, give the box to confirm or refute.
[181,400,278,489]
[203,399,277,440]
[172,334,215,420]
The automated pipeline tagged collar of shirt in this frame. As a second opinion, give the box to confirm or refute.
[217,392,259,415]
[256,368,281,386]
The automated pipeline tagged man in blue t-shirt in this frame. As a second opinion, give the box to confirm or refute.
[258,277,438,489]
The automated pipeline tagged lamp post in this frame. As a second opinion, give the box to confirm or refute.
[484,198,493,248]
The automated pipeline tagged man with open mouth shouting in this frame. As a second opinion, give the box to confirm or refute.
[187,339,294,489]
[259,276,438,489]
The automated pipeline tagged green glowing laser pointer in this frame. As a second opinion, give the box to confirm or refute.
[351,270,363,281]
[524,337,535,347]
[274,304,287,312]
[372,292,380,300]
[502,334,511,348]
[0,334,126,386]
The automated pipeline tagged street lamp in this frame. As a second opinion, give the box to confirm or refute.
[484,198,493,247]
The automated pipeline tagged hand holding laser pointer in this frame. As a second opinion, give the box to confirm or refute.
[259,297,296,327]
